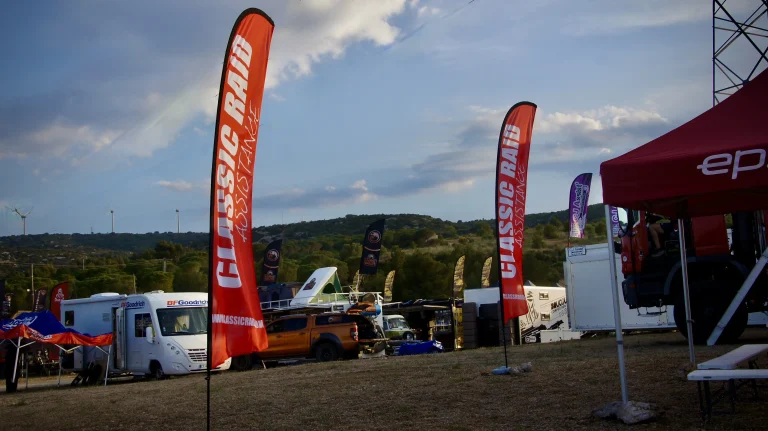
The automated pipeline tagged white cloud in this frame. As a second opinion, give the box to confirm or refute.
[468,105,504,115]
[535,105,667,135]
[351,179,369,191]
[154,180,201,192]
[264,1,407,89]
[560,0,756,36]
[269,93,287,102]
[417,6,441,18]
[254,179,377,210]
[372,102,671,197]
[0,123,120,160]
[1,1,411,163]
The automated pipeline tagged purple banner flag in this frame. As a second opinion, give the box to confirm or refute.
[568,173,593,238]
[609,205,621,237]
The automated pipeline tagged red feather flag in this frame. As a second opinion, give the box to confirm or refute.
[207,8,274,371]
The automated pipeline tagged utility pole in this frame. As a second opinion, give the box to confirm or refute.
[133,275,137,294]
[163,259,167,273]
[176,209,180,234]
[82,257,86,270]
[31,263,35,311]
[110,210,115,234]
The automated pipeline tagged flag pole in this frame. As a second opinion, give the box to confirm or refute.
[496,283,509,367]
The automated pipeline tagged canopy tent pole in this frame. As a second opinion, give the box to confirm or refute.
[708,247,768,345]
[104,344,111,386]
[25,352,29,390]
[677,219,696,364]
[604,205,628,404]
[11,336,21,385]
[58,347,62,387]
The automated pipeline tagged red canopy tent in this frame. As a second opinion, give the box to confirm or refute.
[598,69,768,404]
[601,69,768,218]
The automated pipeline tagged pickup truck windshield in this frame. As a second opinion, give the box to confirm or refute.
[156,307,207,336]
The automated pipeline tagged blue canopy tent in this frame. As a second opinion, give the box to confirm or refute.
[1,310,113,391]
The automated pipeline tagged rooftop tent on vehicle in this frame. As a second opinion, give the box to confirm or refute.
[290,267,344,306]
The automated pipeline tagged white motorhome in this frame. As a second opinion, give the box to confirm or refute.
[60,291,230,379]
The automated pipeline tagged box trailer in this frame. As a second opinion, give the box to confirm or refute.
[464,286,581,344]
[563,243,768,332]
[60,291,230,379]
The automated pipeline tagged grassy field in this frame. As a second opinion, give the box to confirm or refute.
[2,329,767,430]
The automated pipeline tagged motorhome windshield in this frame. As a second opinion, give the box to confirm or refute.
[156,307,207,336]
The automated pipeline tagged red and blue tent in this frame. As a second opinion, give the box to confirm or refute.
[1,310,113,391]
[0,310,112,345]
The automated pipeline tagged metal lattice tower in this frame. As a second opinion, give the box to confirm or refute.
[713,0,768,105]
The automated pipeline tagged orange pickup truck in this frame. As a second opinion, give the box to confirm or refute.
[256,313,384,363]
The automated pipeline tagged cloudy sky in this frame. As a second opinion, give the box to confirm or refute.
[0,0,764,235]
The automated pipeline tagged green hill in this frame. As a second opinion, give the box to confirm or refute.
[0,204,609,315]
[0,204,606,252]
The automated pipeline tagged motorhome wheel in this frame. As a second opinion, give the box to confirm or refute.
[150,361,165,380]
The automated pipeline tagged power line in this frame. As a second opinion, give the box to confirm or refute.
[382,0,481,53]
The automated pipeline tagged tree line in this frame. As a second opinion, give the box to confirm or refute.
[1,208,610,315]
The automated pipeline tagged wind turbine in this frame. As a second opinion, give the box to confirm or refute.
[7,206,33,235]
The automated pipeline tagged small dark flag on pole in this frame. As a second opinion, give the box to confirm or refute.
[259,239,283,286]
[359,219,385,276]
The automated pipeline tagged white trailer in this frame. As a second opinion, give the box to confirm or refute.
[464,286,581,344]
[60,291,230,379]
[563,243,768,331]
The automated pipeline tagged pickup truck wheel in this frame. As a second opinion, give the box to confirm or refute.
[315,343,339,362]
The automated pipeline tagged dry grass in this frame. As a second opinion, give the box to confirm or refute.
[2,329,768,430]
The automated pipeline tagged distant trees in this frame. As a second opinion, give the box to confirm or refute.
[0,208,617,315]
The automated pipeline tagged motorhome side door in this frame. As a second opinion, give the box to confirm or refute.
[127,309,153,371]
[113,307,127,370]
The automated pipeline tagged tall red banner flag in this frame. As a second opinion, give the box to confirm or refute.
[207,8,274,371]
[495,102,537,322]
